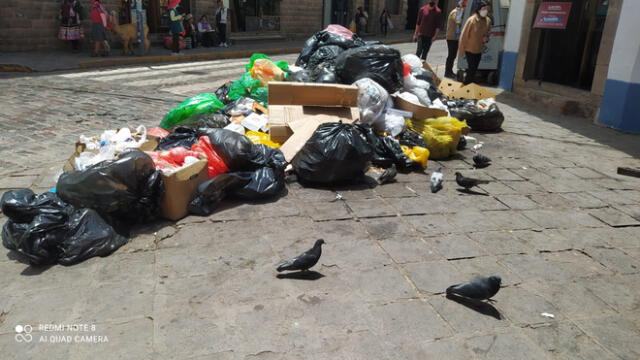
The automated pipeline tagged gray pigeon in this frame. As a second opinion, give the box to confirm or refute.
[446,275,501,300]
[473,154,491,168]
[430,167,443,193]
[455,172,490,190]
[276,239,325,272]
[378,164,397,185]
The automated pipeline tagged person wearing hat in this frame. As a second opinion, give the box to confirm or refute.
[458,1,492,84]
[445,0,466,78]
[169,0,183,55]
[183,13,197,48]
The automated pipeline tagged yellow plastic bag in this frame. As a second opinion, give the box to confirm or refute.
[249,58,285,86]
[245,130,281,148]
[401,145,429,168]
[406,117,467,159]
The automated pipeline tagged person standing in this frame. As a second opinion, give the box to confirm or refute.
[445,0,465,78]
[413,1,442,61]
[216,0,229,48]
[355,7,367,36]
[169,0,183,55]
[380,8,390,37]
[58,0,84,52]
[90,0,109,57]
[458,1,491,84]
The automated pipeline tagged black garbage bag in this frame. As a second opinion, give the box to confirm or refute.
[307,45,344,69]
[288,69,314,83]
[335,45,403,93]
[312,64,338,83]
[56,150,164,224]
[188,145,286,216]
[447,99,505,132]
[296,30,365,68]
[292,122,374,185]
[399,131,428,148]
[363,127,414,169]
[215,82,232,103]
[158,126,200,150]
[193,113,230,129]
[198,128,257,171]
[413,68,436,86]
[1,190,126,266]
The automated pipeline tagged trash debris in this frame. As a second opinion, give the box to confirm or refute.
[160,93,225,129]
[540,312,556,319]
[335,45,404,93]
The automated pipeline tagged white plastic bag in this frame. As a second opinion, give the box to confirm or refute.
[241,113,268,132]
[354,78,390,127]
[398,91,421,105]
[384,108,409,137]
[224,122,245,135]
[402,54,423,73]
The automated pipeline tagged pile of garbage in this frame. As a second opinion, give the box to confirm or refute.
[2,25,505,267]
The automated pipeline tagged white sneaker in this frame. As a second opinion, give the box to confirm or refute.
[171,52,179,56]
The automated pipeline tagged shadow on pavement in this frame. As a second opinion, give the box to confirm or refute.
[446,293,502,320]
[276,271,325,280]
[496,92,640,159]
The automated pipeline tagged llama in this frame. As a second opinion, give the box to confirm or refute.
[110,10,150,55]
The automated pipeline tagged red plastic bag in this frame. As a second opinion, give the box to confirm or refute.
[191,136,229,178]
[147,147,202,170]
[148,127,170,138]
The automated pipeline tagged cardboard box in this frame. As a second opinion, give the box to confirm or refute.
[393,95,448,120]
[438,79,497,100]
[423,62,442,87]
[62,131,159,172]
[160,158,209,221]
[268,82,360,161]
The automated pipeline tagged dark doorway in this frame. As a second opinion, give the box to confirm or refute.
[231,0,281,32]
[406,0,419,29]
[147,0,191,33]
[524,0,609,90]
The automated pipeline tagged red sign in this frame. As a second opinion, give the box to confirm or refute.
[533,2,572,29]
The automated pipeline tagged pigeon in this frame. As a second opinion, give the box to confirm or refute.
[455,172,490,190]
[276,239,325,272]
[473,154,492,168]
[471,142,484,153]
[378,164,397,185]
[446,275,502,300]
[457,136,467,150]
[430,167,443,193]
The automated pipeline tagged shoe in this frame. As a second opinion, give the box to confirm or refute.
[444,72,455,79]
[171,52,179,56]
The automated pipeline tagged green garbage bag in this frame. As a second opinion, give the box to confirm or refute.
[245,53,289,77]
[250,87,268,105]
[228,72,261,101]
[160,93,224,129]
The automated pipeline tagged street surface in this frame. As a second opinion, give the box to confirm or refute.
[1,41,640,359]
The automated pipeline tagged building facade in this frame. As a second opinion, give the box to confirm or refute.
[0,0,446,52]
[499,0,639,133]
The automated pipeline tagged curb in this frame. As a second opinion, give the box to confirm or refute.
[1,38,412,72]
[0,64,33,72]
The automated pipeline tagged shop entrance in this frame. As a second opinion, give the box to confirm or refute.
[524,0,609,90]
[230,0,281,32]
[147,0,191,33]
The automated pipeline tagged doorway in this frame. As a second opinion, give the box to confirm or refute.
[406,0,419,29]
[524,0,609,90]
[147,0,191,33]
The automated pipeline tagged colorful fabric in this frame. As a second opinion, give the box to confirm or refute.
[58,25,84,40]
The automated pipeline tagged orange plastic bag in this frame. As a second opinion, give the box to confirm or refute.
[191,136,229,178]
[249,58,285,86]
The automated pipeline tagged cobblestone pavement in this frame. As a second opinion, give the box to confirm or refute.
[1,41,640,359]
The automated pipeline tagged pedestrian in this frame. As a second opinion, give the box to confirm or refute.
[355,7,367,36]
[168,0,183,55]
[445,0,466,78]
[413,1,442,61]
[90,0,109,57]
[58,0,84,52]
[183,14,197,48]
[380,8,390,37]
[197,15,216,47]
[216,0,229,48]
[458,1,492,85]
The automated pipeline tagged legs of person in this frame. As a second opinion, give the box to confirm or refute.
[445,40,458,77]
[416,36,432,60]
[383,24,388,36]
[172,33,180,53]
[464,52,481,85]
[217,23,226,46]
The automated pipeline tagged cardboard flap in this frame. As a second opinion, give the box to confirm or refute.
[279,121,321,163]
[288,106,357,131]
[268,82,359,107]
[438,79,496,100]
[393,95,448,120]
[166,159,207,182]
[423,62,442,87]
